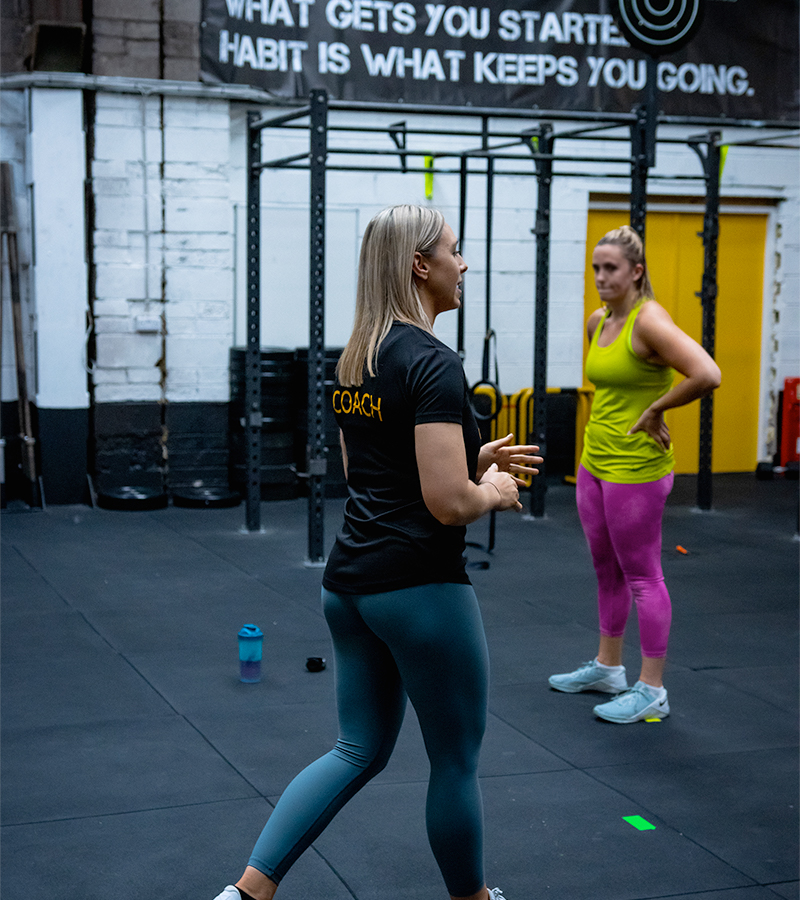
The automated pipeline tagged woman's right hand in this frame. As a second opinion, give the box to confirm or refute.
[416,423,521,525]
[480,463,522,512]
[628,406,671,451]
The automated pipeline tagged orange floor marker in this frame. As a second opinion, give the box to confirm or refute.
[676,545,689,555]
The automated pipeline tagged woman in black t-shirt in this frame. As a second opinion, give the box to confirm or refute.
[213,205,541,900]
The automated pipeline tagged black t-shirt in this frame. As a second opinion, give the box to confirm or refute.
[322,323,481,595]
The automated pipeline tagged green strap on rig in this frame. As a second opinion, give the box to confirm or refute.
[424,155,434,199]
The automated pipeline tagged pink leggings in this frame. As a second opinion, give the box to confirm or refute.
[576,465,674,659]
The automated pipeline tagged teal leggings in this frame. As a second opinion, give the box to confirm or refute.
[247,582,489,897]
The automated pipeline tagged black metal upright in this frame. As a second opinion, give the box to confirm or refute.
[485,154,496,550]
[307,90,329,563]
[484,155,494,340]
[245,111,263,532]
[457,155,468,360]
[630,105,649,241]
[528,124,554,518]
[689,131,721,511]
[630,57,658,242]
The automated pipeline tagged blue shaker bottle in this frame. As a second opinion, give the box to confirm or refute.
[238,624,263,683]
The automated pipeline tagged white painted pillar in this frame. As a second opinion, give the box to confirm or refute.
[29,88,89,411]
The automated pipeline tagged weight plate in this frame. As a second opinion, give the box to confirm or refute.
[616,0,705,55]
[97,487,169,511]
[172,487,242,508]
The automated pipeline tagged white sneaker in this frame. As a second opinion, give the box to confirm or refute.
[212,887,241,900]
[593,681,670,724]
[488,889,509,900]
[548,658,628,694]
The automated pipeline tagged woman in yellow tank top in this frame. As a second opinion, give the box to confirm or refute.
[549,225,720,723]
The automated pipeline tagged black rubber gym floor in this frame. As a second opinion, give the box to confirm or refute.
[2,473,797,900]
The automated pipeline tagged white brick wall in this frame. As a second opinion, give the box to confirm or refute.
[85,93,798,450]
[161,96,233,402]
[92,94,159,402]
[92,92,234,404]
[96,332,162,369]
[164,196,232,233]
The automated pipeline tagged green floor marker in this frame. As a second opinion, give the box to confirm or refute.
[624,815,656,831]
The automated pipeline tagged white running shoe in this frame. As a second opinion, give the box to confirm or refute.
[593,681,670,723]
[212,887,241,900]
[548,658,628,694]
[488,889,509,900]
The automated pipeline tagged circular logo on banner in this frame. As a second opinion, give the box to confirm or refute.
[616,0,706,55]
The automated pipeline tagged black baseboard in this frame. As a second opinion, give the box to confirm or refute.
[1,403,89,506]
[40,407,90,504]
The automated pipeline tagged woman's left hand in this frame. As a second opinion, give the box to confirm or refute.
[628,408,671,451]
[477,433,543,484]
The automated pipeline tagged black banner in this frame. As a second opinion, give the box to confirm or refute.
[200,0,799,121]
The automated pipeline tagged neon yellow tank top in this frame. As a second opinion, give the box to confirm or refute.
[581,302,675,484]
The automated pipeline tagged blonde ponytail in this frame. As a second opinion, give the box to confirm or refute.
[596,224,654,301]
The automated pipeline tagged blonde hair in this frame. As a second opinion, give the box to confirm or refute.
[596,224,655,302]
[336,205,445,387]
